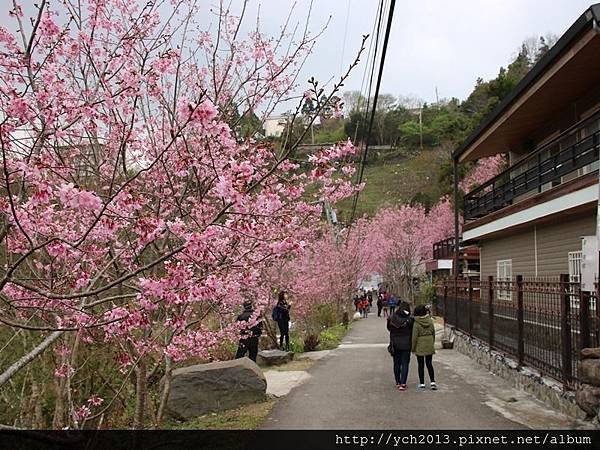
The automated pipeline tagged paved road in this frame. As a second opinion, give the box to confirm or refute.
[262,314,566,430]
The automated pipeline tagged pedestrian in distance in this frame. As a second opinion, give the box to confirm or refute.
[235,300,263,362]
[388,294,397,315]
[382,293,390,318]
[272,291,292,351]
[387,302,414,391]
[412,304,437,391]
[376,293,384,317]
[360,296,369,318]
[367,291,373,311]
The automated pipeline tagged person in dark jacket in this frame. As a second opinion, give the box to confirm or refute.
[376,293,384,317]
[412,304,437,391]
[235,300,262,362]
[387,302,413,390]
[274,291,291,350]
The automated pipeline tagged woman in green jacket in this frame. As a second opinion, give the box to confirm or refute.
[411,305,437,391]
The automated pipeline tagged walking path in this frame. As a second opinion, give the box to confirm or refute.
[262,314,584,429]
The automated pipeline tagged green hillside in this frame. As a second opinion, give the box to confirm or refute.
[335,148,448,222]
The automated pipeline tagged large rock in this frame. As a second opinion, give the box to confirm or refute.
[576,384,600,418]
[166,358,266,419]
[581,348,600,360]
[579,359,600,387]
[257,349,293,366]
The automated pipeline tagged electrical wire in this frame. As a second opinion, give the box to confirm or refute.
[349,0,396,223]
[339,0,352,78]
[349,0,387,219]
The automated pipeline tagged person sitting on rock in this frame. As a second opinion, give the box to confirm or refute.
[235,300,262,362]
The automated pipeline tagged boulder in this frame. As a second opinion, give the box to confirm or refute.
[257,349,293,366]
[579,359,600,387]
[576,384,600,418]
[581,348,600,360]
[166,358,266,420]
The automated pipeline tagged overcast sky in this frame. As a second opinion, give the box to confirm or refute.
[243,0,594,111]
[3,1,595,112]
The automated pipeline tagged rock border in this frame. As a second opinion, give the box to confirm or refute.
[450,328,587,421]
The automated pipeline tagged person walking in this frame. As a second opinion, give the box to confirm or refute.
[388,294,397,315]
[382,293,390,318]
[272,291,292,351]
[353,295,360,312]
[376,293,383,317]
[235,300,262,362]
[367,291,373,311]
[359,296,368,318]
[411,304,437,391]
[387,302,413,391]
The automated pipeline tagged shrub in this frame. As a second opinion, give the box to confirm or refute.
[289,333,305,353]
[303,334,320,352]
[317,324,347,350]
[314,304,339,328]
[417,282,437,307]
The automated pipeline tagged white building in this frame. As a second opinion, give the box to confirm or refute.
[264,115,289,137]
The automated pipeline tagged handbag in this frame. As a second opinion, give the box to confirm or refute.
[387,340,394,356]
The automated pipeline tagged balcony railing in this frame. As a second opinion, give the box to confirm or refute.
[464,111,600,221]
[433,237,459,260]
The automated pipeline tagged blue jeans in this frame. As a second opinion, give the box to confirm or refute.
[393,350,411,385]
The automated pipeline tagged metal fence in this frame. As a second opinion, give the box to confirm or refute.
[435,274,599,389]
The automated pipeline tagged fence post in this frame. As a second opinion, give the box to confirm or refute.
[516,275,524,369]
[488,275,494,349]
[443,284,448,324]
[560,273,573,388]
[454,278,459,329]
[580,290,591,351]
[468,277,473,337]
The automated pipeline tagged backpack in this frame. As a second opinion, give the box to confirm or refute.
[271,306,281,321]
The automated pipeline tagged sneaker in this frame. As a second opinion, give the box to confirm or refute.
[417,384,426,391]
[398,384,407,391]
[430,382,437,390]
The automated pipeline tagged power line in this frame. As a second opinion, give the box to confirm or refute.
[350,0,396,223]
[339,0,352,78]
[350,0,386,194]
[352,0,384,142]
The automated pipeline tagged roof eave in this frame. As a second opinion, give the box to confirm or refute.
[453,3,600,163]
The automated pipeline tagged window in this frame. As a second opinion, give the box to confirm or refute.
[568,251,583,284]
[496,259,512,301]
[568,251,583,308]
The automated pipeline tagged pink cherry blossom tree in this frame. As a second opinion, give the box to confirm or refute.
[459,154,506,193]
[0,0,367,428]
[268,217,375,331]
[366,197,454,301]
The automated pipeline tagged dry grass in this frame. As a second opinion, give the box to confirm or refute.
[167,399,277,430]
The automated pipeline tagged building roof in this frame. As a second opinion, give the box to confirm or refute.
[453,3,600,162]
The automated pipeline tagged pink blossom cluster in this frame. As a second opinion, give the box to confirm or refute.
[459,154,506,193]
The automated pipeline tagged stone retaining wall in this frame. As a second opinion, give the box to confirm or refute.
[451,328,587,421]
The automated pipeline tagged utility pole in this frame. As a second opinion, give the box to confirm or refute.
[419,106,423,151]
[453,156,460,278]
